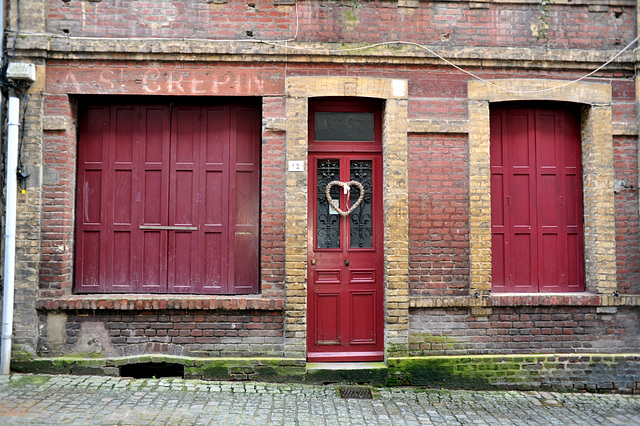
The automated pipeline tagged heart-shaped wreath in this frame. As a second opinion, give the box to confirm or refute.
[325,180,365,217]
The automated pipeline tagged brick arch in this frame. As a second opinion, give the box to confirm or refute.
[283,76,410,357]
[468,79,615,295]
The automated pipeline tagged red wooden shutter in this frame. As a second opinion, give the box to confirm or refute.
[76,104,172,293]
[138,105,171,293]
[229,105,261,293]
[168,105,201,293]
[491,105,584,293]
[75,105,111,293]
[76,101,260,294]
[199,105,231,293]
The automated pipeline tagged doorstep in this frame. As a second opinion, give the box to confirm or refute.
[306,362,387,371]
[305,362,389,385]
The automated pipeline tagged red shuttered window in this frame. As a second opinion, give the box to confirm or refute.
[491,104,585,293]
[75,101,260,294]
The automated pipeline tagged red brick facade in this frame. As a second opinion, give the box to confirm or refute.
[45,0,633,49]
[2,0,638,388]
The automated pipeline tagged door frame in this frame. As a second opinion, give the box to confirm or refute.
[282,77,411,361]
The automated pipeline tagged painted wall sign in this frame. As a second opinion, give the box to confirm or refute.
[47,66,285,96]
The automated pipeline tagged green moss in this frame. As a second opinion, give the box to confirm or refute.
[343,10,358,22]
[10,354,631,392]
[11,349,34,361]
[386,343,410,357]
[386,372,411,386]
[52,358,76,368]
[187,358,305,382]
[13,359,72,375]
[9,375,52,388]
[59,352,106,359]
[190,365,229,380]
[387,356,534,390]
[409,333,450,344]
[306,367,388,386]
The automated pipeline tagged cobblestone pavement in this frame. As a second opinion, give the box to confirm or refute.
[0,374,639,425]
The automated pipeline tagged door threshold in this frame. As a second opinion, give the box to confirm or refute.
[306,362,387,371]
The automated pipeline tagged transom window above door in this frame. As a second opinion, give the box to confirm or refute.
[309,98,383,152]
[75,100,261,294]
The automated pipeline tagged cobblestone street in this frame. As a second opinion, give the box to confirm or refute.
[0,374,638,425]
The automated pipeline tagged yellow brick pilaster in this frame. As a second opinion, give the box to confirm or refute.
[581,106,617,294]
[283,95,309,358]
[383,96,410,356]
[468,99,492,296]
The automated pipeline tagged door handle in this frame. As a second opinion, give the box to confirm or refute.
[139,225,198,231]
[344,260,349,266]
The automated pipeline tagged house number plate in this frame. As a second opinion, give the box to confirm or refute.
[288,161,304,172]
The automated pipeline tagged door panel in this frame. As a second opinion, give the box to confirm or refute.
[350,291,375,343]
[308,154,383,362]
[316,293,341,344]
[141,231,164,292]
[491,105,584,293]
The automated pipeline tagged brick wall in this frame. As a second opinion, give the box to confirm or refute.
[409,306,640,356]
[612,80,636,124]
[409,134,469,296]
[613,135,640,295]
[37,309,284,358]
[46,0,634,50]
[260,96,287,297]
[13,79,47,354]
[389,354,640,393]
[40,94,77,298]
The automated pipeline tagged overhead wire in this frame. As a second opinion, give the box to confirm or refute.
[264,36,640,95]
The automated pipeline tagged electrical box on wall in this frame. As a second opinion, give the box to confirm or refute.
[6,62,36,82]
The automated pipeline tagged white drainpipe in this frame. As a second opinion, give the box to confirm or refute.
[1,96,20,376]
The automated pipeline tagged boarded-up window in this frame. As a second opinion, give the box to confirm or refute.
[75,101,260,294]
[491,104,584,293]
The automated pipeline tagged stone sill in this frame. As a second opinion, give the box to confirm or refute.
[36,295,284,311]
[488,293,600,307]
[410,293,640,308]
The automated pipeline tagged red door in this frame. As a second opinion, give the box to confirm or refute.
[491,104,584,292]
[75,101,260,294]
[308,154,384,361]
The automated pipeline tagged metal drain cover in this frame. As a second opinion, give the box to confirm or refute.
[339,386,373,399]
